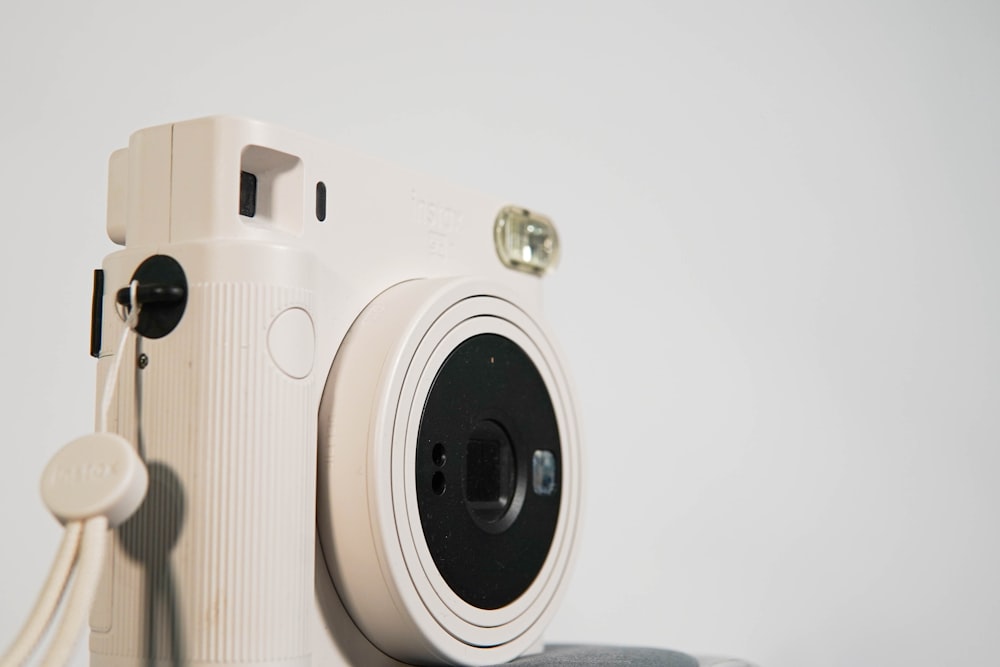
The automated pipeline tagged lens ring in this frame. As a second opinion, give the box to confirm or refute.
[320,279,581,664]
[393,298,580,639]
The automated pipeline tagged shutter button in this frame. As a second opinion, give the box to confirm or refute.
[267,307,315,379]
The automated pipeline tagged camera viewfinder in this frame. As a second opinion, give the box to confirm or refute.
[239,171,257,217]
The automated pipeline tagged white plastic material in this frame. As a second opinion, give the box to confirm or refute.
[318,278,581,665]
[267,306,316,379]
[40,433,148,528]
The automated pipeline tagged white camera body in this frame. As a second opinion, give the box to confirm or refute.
[93,117,581,666]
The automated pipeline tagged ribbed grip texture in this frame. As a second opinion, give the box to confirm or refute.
[91,282,317,666]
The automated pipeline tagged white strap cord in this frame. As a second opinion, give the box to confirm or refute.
[0,282,148,667]
[38,517,108,667]
[101,280,140,434]
[0,523,82,667]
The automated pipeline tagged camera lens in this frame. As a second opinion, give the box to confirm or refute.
[416,333,561,610]
[465,419,516,524]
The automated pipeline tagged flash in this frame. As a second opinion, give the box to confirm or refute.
[532,450,557,496]
[494,206,560,275]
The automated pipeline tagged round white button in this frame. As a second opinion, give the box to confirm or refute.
[267,307,315,379]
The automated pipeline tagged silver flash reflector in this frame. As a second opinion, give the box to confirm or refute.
[494,206,560,275]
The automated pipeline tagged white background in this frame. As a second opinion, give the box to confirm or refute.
[1,3,998,666]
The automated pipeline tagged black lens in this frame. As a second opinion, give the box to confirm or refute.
[465,420,515,523]
[416,333,561,610]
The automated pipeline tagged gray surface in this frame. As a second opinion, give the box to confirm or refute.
[501,645,699,666]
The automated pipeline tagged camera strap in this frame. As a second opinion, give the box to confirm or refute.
[0,282,149,667]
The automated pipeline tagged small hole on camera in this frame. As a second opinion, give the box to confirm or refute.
[432,443,447,467]
[315,181,327,222]
[431,471,446,495]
